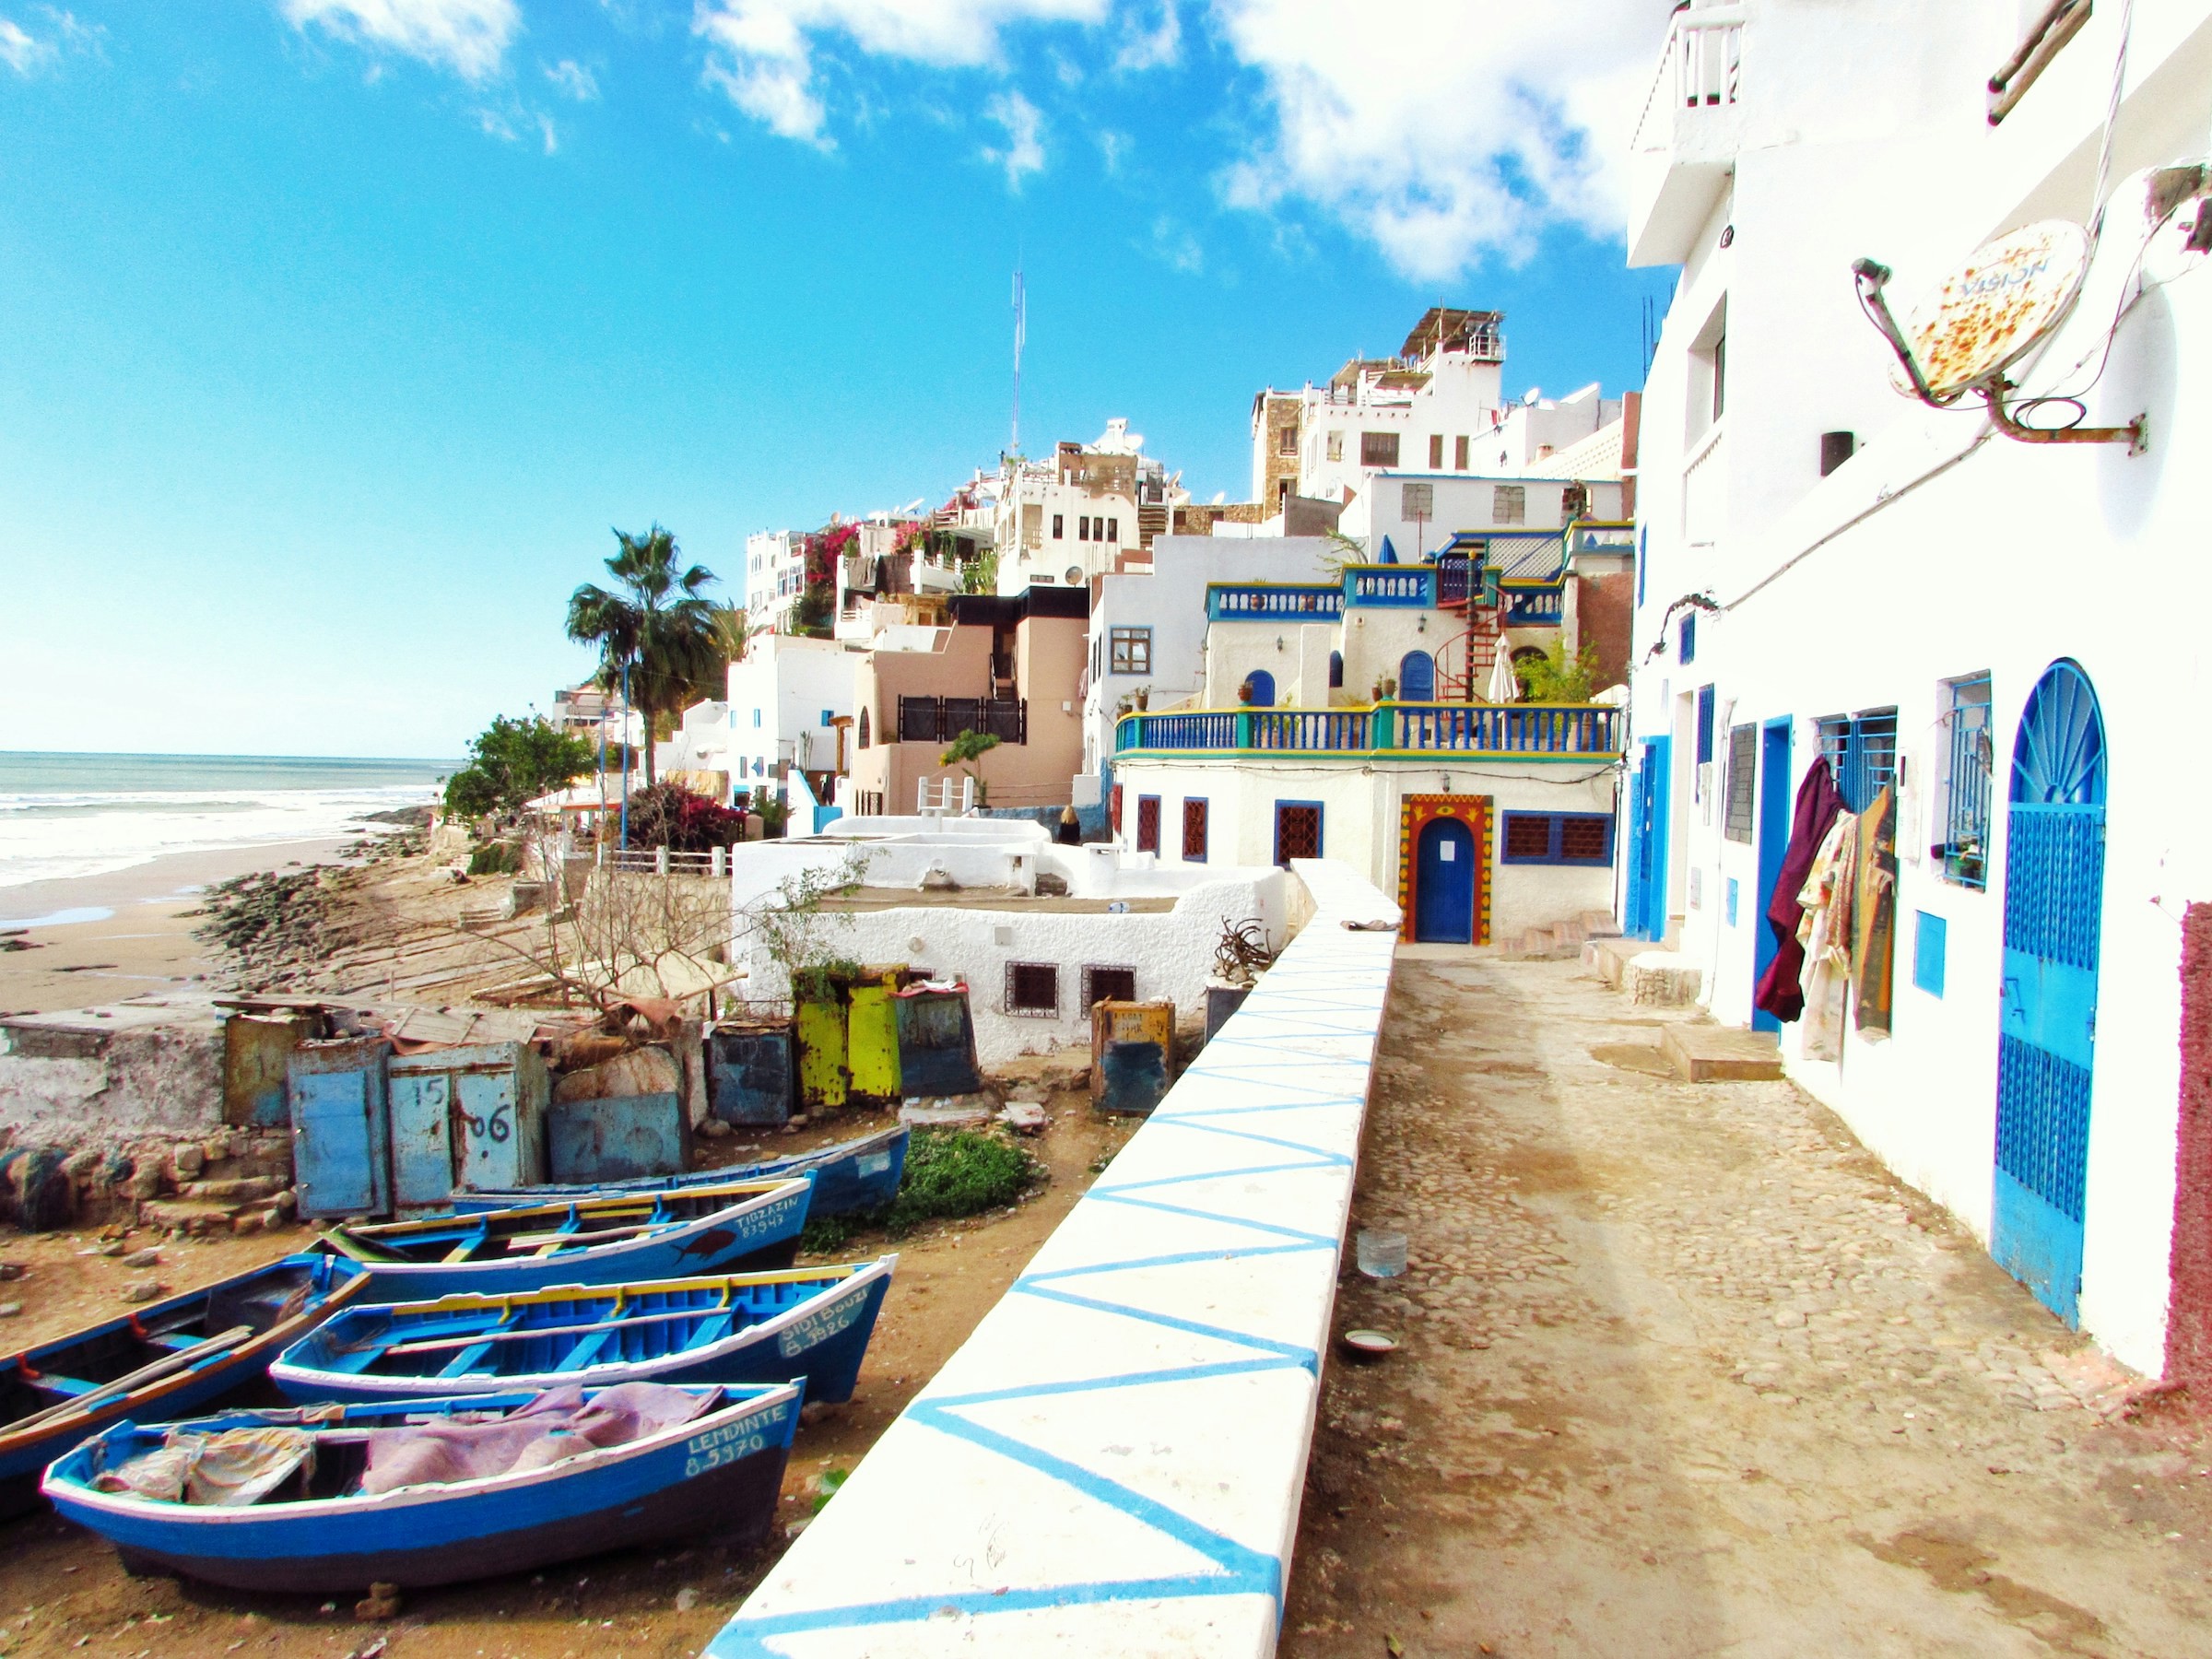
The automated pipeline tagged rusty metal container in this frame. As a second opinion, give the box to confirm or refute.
[387,1042,549,1209]
[1089,1000,1176,1117]
[287,1037,392,1219]
[224,1010,316,1127]
[708,1019,795,1128]
[547,1091,691,1183]
[893,983,982,1098]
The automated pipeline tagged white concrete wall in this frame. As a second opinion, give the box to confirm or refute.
[1111,757,1618,940]
[726,822,1288,1059]
[1623,0,2212,1375]
[708,859,1398,1658]
[725,636,859,800]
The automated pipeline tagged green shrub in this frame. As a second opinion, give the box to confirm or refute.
[798,1128,1039,1250]
[467,841,521,876]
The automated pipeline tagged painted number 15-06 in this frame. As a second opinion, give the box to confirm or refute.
[463,1100,513,1143]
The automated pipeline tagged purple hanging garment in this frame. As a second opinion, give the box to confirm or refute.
[1752,756,1845,1023]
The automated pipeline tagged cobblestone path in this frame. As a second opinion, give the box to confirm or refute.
[1282,953,2212,1658]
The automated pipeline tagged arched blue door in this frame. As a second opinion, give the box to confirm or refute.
[1414,818,1477,943]
[1399,651,1435,700]
[1992,660,2107,1327]
[1244,669,1276,708]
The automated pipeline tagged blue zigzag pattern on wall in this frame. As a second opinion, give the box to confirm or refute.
[707,960,1390,1657]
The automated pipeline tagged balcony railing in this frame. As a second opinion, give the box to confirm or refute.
[1347,567,1436,607]
[1206,583,1345,622]
[1631,4,1744,156]
[1502,584,1566,627]
[1115,701,1620,759]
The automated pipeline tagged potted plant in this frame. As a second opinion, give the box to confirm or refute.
[1372,675,1397,701]
[1133,686,1150,711]
[1238,677,1259,706]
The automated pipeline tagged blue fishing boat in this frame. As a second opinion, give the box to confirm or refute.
[42,1380,800,1592]
[0,1253,366,1522]
[269,1255,895,1406]
[319,1177,812,1302]
[450,1125,908,1219]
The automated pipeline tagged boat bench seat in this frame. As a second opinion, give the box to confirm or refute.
[146,1333,202,1353]
[554,1331,616,1372]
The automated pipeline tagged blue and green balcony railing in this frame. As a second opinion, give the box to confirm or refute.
[1206,561,1577,624]
[1114,700,1621,759]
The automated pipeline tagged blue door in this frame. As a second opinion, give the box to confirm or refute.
[288,1038,392,1219]
[1628,736,1672,940]
[1245,669,1276,708]
[1752,719,1794,1032]
[1992,661,2106,1326]
[1414,818,1477,943]
[1399,651,1435,700]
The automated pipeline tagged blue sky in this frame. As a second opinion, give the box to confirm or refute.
[0,0,1676,759]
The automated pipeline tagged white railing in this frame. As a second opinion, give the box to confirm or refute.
[599,845,726,877]
[1683,421,1728,548]
[1631,4,1745,155]
[916,775,977,814]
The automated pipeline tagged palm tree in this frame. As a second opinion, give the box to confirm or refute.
[566,525,720,789]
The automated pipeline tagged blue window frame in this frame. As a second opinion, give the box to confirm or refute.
[1816,707,1900,812]
[1696,685,1716,765]
[1500,811,1614,866]
[820,709,834,726]
[1726,876,1739,926]
[1678,612,1697,664]
[1182,796,1208,862]
[1328,651,1344,689]
[1273,800,1324,865]
[1940,674,1994,889]
[752,709,763,728]
[1913,911,1947,996]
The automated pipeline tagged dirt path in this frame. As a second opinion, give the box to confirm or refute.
[0,1088,1134,1659]
[1285,952,2212,1658]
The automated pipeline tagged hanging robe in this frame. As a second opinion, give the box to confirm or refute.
[1752,756,1847,1022]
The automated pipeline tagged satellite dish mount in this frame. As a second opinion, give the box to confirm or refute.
[1851,220,2145,453]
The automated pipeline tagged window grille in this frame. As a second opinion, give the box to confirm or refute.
[1724,724,1757,842]
[1110,627,1152,676]
[1817,707,1900,813]
[1678,613,1697,664]
[1277,425,1298,456]
[1274,802,1323,865]
[1082,965,1136,1007]
[894,697,1028,745]
[1492,485,1526,525]
[1135,795,1160,853]
[1182,797,1208,861]
[1110,784,1122,832]
[1360,431,1400,467]
[1005,962,1060,1017]
[1500,812,1614,866]
[1940,674,1994,888]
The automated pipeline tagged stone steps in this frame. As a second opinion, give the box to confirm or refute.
[1660,1023,1784,1082]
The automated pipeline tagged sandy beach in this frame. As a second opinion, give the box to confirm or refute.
[0,838,352,1016]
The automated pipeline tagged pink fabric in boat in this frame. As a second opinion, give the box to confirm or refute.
[359,1383,713,1496]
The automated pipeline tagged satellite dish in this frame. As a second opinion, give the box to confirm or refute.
[1894,220,2089,400]
[1065,566,1083,585]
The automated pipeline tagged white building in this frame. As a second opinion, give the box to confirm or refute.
[1619,0,2212,1381]
[744,529,806,635]
[724,633,861,806]
[1110,546,1627,947]
[991,420,1187,594]
[1079,535,1343,795]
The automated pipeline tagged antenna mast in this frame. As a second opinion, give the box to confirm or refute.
[1010,265,1025,456]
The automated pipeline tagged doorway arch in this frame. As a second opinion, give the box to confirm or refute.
[1991,659,2107,1326]
[1243,668,1276,708]
[1398,651,1435,700]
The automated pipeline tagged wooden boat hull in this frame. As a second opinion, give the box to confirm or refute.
[42,1382,800,1593]
[270,1256,896,1407]
[450,1126,908,1219]
[0,1254,367,1524]
[328,1178,813,1303]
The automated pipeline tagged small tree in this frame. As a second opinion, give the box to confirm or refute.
[1512,637,1604,702]
[443,716,594,820]
[961,547,1000,594]
[745,847,875,1001]
[628,782,747,852]
[940,728,1001,806]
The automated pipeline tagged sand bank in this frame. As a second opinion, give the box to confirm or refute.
[0,838,351,1016]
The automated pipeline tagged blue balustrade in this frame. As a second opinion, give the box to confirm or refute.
[1206,584,1346,622]
[1115,701,1619,758]
[1502,587,1566,626]
[1346,567,1436,607]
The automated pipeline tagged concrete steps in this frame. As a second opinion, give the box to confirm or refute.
[1661,1023,1784,1082]
[1503,911,1623,960]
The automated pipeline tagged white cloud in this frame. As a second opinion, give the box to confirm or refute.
[0,7,102,76]
[1147,213,1202,273]
[281,0,520,84]
[537,110,559,150]
[692,0,1104,144]
[545,56,600,100]
[1211,0,1669,278]
[0,18,53,74]
[1113,0,1174,71]
[982,88,1042,189]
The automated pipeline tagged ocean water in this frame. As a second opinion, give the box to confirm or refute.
[0,751,456,892]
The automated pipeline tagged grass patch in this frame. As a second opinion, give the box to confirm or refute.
[799,1127,1040,1251]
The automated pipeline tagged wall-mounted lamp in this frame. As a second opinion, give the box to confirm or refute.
[1440,773,1453,794]
[1417,615,1427,633]
[1276,635,1285,652]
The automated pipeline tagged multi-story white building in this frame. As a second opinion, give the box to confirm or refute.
[992,420,1187,593]
[744,529,806,635]
[724,632,860,806]
[1619,0,2212,1381]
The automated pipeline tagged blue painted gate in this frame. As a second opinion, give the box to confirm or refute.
[1414,817,1477,943]
[1992,661,2107,1326]
[1626,736,1672,941]
[1752,719,1794,1033]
